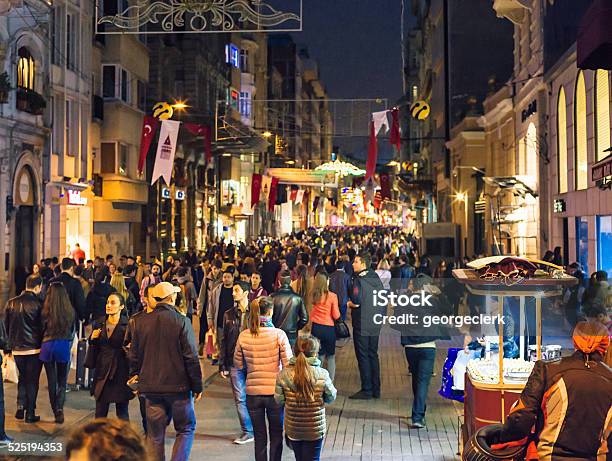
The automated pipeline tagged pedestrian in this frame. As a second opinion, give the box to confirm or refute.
[248,271,268,304]
[375,259,392,290]
[123,265,142,313]
[128,282,202,461]
[86,270,116,323]
[208,268,235,365]
[310,272,340,381]
[110,272,137,316]
[329,260,351,321]
[65,418,149,461]
[175,266,197,323]
[40,282,76,423]
[271,271,309,347]
[4,275,44,423]
[234,296,292,461]
[139,263,162,306]
[50,258,87,332]
[274,335,337,461]
[260,252,281,295]
[219,280,254,445]
[86,292,133,420]
[71,243,86,265]
[347,251,384,400]
[0,312,12,446]
[73,265,91,299]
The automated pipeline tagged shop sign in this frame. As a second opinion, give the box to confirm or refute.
[521,100,537,123]
[67,189,87,206]
[592,155,612,190]
[553,199,566,213]
[175,189,185,200]
[162,187,171,199]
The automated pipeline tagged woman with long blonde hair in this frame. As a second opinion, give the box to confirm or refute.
[309,273,340,381]
[274,335,337,461]
[110,273,136,316]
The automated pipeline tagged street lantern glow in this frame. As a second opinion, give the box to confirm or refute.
[455,192,466,202]
[262,131,273,138]
[173,100,189,110]
[315,159,366,177]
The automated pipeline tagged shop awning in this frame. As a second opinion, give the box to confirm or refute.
[266,168,338,188]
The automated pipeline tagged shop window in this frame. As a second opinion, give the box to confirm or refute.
[119,143,128,176]
[557,87,568,194]
[137,80,147,112]
[595,69,610,162]
[102,64,130,103]
[597,215,612,278]
[17,48,35,91]
[575,71,588,190]
[100,142,116,174]
[240,49,249,72]
[576,217,589,274]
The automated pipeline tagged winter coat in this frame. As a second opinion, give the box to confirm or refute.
[86,283,116,323]
[4,291,43,352]
[233,326,292,395]
[51,272,87,328]
[274,356,337,441]
[271,285,309,342]
[86,316,134,403]
[219,304,249,372]
[329,269,350,309]
[348,269,384,335]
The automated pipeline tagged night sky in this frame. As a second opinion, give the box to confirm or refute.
[291,0,408,162]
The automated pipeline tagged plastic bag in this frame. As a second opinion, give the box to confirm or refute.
[2,354,18,383]
[70,332,78,370]
[205,330,216,357]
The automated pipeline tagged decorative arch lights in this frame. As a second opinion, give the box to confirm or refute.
[17,47,35,91]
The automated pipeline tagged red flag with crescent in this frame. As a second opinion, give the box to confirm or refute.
[268,177,279,212]
[138,115,159,175]
[185,123,213,166]
[251,174,262,208]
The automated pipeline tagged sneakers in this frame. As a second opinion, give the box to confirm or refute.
[0,435,14,447]
[410,420,426,429]
[348,390,373,400]
[15,408,24,420]
[233,433,254,445]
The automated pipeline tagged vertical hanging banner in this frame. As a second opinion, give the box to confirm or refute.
[289,186,298,202]
[389,108,401,152]
[251,173,262,208]
[365,120,378,180]
[295,189,305,205]
[372,110,390,135]
[313,196,320,211]
[379,172,391,200]
[184,123,213,166]
[268,177,279,211]
[260,175,272,205]
[151,119,181,185]
[138,115,160,175]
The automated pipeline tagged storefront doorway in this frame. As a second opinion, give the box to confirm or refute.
[14,166,37,294]
[597,215,612,277]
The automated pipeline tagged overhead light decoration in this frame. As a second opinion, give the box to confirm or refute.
[96,0,302,34]
[315,159,366,177]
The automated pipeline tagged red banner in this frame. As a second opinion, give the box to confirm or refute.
[365,120,378,180]
[184,123,212,166]
[138,116,160,175]
[379,172,391,200]
[268,177,279,211]
[289,187,298,201]
[313,196,320,211]
[389,108,401,152]
[251,174,262,208]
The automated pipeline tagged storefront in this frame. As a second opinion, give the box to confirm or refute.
[65,189,92,260]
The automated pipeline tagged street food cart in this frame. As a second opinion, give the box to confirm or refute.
[452,257,577,447]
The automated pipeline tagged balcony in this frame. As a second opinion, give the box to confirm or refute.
[100,175,148,204]
[493,0,530,25]
[16,88,46,115]
[92,95,104,121]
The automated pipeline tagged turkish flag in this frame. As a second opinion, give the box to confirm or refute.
[184,123,213,166]
[365,120,378,180]
[289,186,298,201]
[251,174,262,208]
[138,116,159,175]
[268,177,279,211]
[379,172,391,200]
[389,108,401,152]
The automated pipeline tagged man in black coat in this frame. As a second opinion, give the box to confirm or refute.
[128,282,202,461]
[270,271,309,347]
[260,252,281,295]
[123,265,142,313]
[347,251,384,400]
[4,275,44,423]
[51,258,87,330]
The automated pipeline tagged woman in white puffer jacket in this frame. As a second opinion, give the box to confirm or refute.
[234,296,292,461]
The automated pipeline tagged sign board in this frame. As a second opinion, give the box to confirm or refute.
[162,187,171,199]
[175,189,185,200]
[67,190,87,206]
[553,199,566,213]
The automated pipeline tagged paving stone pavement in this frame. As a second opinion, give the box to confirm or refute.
[0,325,462,461]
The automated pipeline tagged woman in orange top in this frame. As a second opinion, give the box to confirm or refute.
[310,273,341,381]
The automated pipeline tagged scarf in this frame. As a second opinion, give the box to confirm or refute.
[259,315,274,328]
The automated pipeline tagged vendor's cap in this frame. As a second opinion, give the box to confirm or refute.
[150,282,181,301]
[572,320,610,355]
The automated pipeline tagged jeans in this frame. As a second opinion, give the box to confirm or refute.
[145,394,196,461]
[95,400,130,420]
[290,438,324,461]
[353,331,381,396]
[246,394,284,461]
[0,353,6,439]
[43,360,69,413]
[230,367,253,435]
[14,354,42,414]
[404,347,436,423]
[139,395,148,434]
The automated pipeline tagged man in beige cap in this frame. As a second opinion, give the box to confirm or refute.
[128,282,203,461]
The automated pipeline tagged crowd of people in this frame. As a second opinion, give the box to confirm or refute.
[0,226,609,461]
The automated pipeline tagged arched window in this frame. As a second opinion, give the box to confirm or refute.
[17,47,35,91]
[575,71,588,190]
[557,87,568,193]
[595,69,610,162]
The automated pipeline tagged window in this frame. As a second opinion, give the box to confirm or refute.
[65,100,71,156]
[597,215,612,278]
[100,142,116,174]
[239,91,251,117]
[121,69,129,102]
[17,48,35,91]
[137,80,147,111]
[240,49,249,72]
[576,217,589,274]
[595,69,610,162]
[119,143,128,176]
[102,65,130,102]
[557,86,568,194]
[102,65,115,98]
[66,12,74,69]
[575,71,588,190]
[52,6,63,65]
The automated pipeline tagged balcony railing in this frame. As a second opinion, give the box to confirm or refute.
[16,88,46,115]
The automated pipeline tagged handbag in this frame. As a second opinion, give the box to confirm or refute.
[2,354,18,384]
[334,319,350,339]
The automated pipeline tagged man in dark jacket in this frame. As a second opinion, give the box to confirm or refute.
[270,271,309,347]
[51,258,86,330]
[329,260,351,321]
[4,275,44,423]
[260,252,281,295]
[86,270,116,323]
[128,282,202,461]
[347,251,384,400]
[123,265,142,313]
[495,321,611,460]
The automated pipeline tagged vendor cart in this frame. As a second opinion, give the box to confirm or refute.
[452,266,578,450]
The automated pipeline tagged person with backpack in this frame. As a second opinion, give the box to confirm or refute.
[275,335,337,461]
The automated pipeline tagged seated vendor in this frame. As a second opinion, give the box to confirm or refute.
[495,321,612,460]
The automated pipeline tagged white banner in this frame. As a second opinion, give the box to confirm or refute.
[260,175,272,204]
[372,110,390,136]
[151,119,181,185]
[295,189,305,205]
